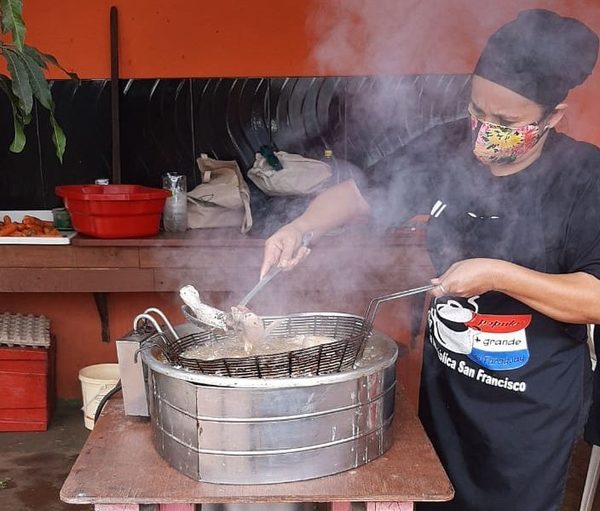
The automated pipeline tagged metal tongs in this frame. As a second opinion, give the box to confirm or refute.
[237,231,315,307]
[238,267,282,307]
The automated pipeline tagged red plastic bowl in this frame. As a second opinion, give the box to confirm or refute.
[55,184,170,238]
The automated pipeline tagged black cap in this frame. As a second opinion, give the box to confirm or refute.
[474,9,599,106]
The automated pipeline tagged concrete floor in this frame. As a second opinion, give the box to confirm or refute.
[0,402,91,511]
[0,401,599,511]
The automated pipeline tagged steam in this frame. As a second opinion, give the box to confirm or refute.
[176,4,600,325]
[306,0,492,76]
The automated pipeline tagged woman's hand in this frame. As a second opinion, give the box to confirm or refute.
[431,258,505,298]
[260,223,312,278]
[259,180,371,278]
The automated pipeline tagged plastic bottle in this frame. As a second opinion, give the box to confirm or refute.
[162,173,188,232]
[321,148,338,184]
[322,148,355,185]
[320,149,347,235]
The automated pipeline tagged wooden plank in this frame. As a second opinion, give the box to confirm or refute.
[73,229,266,247]
[0,245,75,267]
[140,247,262,269]
[147,240,433,293]
[153,258,433,294]
[0,246,138,269]
[72,247,140,268]
[72,228,423,248]
[0,269,154,292]
[139,242,430,270]
[60,389,453,505]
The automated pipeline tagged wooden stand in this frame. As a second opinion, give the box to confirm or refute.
[60,387,453,510]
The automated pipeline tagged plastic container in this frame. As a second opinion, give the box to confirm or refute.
[78,363,120,430]
[56,184,170,238]
[51,207,72,230]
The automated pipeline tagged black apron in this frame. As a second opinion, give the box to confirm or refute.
[416,160,591,511]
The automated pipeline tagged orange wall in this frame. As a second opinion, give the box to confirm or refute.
[23,0,600,145]
[0,292,188,399]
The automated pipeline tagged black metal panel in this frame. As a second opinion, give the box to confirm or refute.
[0,74,470,229]
[37,80,112,209]
[269,77,346,160]
[0,97,44,210]
[191,78,271,172]
[120,78,194,189]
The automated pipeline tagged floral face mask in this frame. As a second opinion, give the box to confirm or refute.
[470,114,547,165]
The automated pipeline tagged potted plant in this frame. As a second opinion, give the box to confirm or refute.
[0,0,77,162]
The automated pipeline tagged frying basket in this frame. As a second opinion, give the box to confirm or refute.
[151,310,369,378]
[135,284,433,380]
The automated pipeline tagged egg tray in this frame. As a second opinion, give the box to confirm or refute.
[0,313,51,348]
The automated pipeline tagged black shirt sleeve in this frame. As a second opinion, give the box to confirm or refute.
[562,168,600,280]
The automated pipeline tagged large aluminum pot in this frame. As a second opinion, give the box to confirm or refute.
[141,323,398,485]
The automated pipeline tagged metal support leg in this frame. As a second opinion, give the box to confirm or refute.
[580,444,600,511]
[94,292,110,343]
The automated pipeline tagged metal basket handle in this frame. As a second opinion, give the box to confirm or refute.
[143,307,179,340]
[134,331,173,363]
[364,284,434,327]
[133,313,164,334]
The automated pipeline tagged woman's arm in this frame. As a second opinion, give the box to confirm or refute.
[432,258,600,324]
[260,179,371,278]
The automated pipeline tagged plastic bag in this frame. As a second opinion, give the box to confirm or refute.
[247,151,332,196]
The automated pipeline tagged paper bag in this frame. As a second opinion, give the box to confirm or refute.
[187,154,252,233]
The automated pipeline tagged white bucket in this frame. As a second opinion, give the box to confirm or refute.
[78,363,120,430]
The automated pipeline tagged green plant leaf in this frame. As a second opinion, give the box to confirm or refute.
[13,49,53,110]
[23,45,47,69]
[0,0,25,50]
[0,12,72,162]
[0,72,30,125]
[9,108,25,152]
[36,48,80,82]
[50,113,65,163]
[2,46,33,114]
[0,74,26,152]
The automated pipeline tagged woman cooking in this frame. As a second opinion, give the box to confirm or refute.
[260,9,600,511]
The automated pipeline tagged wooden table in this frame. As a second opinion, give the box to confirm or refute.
[0,227,432,294]
[60,388,453,511]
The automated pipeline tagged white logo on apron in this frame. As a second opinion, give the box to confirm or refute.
[429,298,478,354]
[430,297,531,371]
